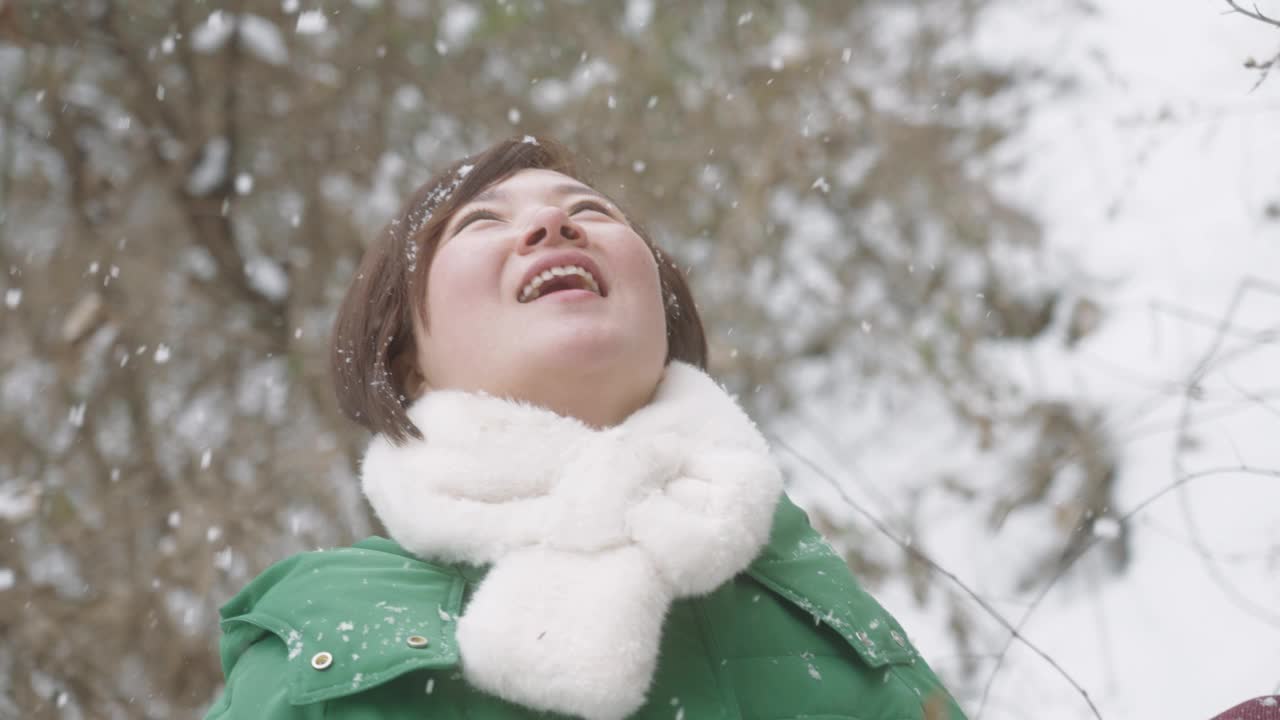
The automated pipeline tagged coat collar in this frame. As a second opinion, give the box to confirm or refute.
[353,492,922,669]
[217,493,920,706]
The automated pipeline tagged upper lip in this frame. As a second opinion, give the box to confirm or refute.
[516,251,608,301]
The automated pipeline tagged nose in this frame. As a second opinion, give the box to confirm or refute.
[518,206,585,253]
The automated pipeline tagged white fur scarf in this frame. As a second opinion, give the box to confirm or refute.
[360,361,783,720]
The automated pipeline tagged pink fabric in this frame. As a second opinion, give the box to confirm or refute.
[1209,696,1280,720]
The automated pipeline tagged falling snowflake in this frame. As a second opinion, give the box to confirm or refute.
[295,9,327,35]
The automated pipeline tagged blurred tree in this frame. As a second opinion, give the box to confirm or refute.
[0,1,1119,716]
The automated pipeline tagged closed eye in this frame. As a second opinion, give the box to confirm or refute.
[451,208,502,235]
[569,200,616,219]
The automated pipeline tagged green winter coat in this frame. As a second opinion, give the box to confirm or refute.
[205,494,967,720]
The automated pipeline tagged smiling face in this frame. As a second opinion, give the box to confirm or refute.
[408,168,669,426]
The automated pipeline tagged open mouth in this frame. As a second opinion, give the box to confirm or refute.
[518,265,603,303]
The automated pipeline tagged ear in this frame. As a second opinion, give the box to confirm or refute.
[391,349,429,401]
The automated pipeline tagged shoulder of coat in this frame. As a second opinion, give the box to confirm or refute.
[214,538,466,705]
[748,494,922,669]
[219,538,459,618]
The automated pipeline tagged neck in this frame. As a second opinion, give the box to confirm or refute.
[507,369,659,428]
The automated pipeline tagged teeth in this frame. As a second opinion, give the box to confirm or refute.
[519,265,601,302]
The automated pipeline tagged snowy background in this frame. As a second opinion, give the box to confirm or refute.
[797,3,1280,718]
[1,1,1277,718]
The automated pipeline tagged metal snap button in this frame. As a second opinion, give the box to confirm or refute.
[406,635,430,648]
[310,651,334,670]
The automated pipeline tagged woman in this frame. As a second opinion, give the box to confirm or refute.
[205,137,967,720]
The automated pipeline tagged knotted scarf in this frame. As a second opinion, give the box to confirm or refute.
[361,361,782,719]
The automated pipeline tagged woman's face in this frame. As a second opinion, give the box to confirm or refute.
[411,169,668,422]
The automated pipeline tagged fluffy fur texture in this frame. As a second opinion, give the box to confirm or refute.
[361,361,782,720]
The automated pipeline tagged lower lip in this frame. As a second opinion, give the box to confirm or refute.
[531,289,602,303]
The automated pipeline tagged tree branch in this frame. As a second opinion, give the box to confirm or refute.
[1171,278,1280,628]
[91,0,288,347]
[1225,0,1280,29]
[773,436,1105,720]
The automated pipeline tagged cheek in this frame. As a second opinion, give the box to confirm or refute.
[616,240,668,335]
[423,262,455,326]
[629,245,664,305]
[609,230,654,281]
[426,245,498,318]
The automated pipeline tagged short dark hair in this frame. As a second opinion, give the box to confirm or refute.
[330,136,708,444]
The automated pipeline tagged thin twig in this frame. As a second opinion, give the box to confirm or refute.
[1136,513,1279,564]
[1150,299,1278,342]
[772,436,1105,720]
[975,463,1280,718]
[1225,0,1280,28]
[1223,1,1280,88]
[978,277,1280,715]
[1173,278,1280,628]
[1247,48,1280,92]
[1222,372,1280,422]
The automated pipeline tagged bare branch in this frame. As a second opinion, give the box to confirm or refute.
[1245,47,1280,91]
[1172,278,1280,628]
[93,2,187,147]
[1225,0,1280,29]
[975,277,1280,717]
[773,436,1106,720]
[973,463,1280,718]
[1150,298,1279,343]
[1224,1,1280,88]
